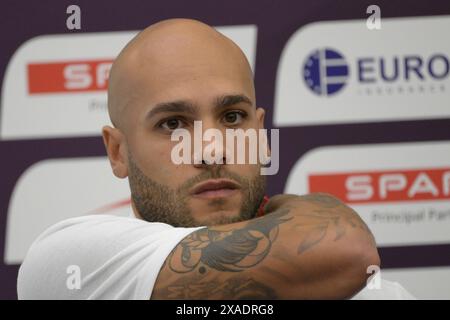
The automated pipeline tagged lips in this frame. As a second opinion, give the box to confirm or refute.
[191,179,240,198]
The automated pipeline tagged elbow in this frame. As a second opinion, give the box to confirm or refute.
[284,239,381,299]
[338,236,381,299]
[314,232,381,299]
[364,242,381,270]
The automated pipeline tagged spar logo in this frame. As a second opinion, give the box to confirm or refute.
[308,167,450,204]
[27,59,113,94]
[302,48,349,96]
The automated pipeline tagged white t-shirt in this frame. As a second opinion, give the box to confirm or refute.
[17,214,415,300]
[352,280,415,300]
[18,214,204,299]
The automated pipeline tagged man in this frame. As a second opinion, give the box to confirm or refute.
[17,18,412,299]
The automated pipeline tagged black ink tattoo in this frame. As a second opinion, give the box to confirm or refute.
[168,208,292,273]
[152,193,376,299]
[294,193,372,254]
[163,276,278,299]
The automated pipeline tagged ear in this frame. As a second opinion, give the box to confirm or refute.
[255,107,271,157]
[255,107,266,130]
[102,125,128,178]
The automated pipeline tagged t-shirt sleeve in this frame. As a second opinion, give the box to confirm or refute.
[17,215,205,300]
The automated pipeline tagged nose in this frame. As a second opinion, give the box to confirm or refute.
[192,121,231,168]
[193,153,228,168]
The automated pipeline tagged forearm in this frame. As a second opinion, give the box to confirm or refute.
[262,193,380,298]
[152,193,380,299]
[265,192,378,252]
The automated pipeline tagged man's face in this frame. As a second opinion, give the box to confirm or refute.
[118,35,267,227]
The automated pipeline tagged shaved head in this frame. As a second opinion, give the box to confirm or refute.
[107,18,255,131]
[103,18,266,227]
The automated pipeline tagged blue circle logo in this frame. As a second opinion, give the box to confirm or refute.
[303,48,349,96]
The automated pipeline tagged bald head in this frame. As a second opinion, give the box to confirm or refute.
[107,18,255,131]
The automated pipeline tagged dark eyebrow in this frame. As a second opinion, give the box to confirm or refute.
[146,100,197,120]
[146,94,253,120]
[215,94,253,110]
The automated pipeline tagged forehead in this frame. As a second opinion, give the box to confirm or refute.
[112,29,255,126]
[130,55,254,112]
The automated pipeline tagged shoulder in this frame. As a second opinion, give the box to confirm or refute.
[18,215,204,299]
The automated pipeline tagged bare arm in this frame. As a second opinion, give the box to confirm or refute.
[151,193,380,299]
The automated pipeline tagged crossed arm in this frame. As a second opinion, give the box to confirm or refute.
[151,193,380,299]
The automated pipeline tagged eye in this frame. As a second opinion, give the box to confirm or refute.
[223,111,247,125]
[160,118,185,131]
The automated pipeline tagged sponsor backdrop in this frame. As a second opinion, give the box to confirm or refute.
[1,0,450,299]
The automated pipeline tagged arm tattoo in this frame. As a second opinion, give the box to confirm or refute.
[154,193,374,299]
[161,275,278,299]
[295,193,373,254]
[168,208,292,273]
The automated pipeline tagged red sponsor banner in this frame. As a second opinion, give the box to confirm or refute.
[28,59,113,94]
[309,167,450,204]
